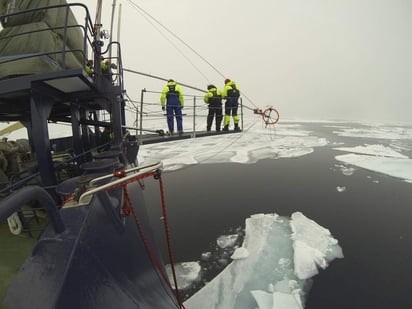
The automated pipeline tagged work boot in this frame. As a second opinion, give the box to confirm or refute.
[178,131,184,136]
[207,126,211,132]
[222,125,229,131]
[234,124,241,132]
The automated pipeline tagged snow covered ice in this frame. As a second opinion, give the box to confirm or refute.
[334,144,412,183]
[138,122,328,171]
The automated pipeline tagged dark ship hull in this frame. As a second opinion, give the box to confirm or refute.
[2,176,179,309]
[0,2,181,308]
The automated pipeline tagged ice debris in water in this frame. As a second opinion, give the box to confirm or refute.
[217,234,239,249]
[165,262,202,290]
[291,212,344,280]
[173,212,344,309]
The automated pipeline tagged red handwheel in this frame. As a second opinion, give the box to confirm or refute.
[262,107,280,125]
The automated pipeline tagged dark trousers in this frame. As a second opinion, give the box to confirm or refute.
[225,98,238,117]
[207,105,223,131]
[166,105,183,133]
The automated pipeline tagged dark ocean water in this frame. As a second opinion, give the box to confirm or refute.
[142,122,412,309]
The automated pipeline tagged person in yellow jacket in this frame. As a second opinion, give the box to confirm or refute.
[222,78,241,132]
[85,59,94,77]
[101,58,116,82]
[203,84,223,131]
[160,79,184,135]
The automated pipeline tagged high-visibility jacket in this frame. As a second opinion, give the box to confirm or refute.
[160,81,184,108]
[204,87,222,106]
[222,81,241,98]
[85,64,93,76]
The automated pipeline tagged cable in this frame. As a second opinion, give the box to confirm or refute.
[124,0,225,80]
[122,1,262,109]
[124,0,210,83]
[124,68,206,93]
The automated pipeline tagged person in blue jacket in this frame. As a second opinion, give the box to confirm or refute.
[222,78,241,132]
[160,79,185,135]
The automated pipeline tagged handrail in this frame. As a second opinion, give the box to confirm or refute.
[0,25,85,43]
[0,3,95,40]
[137,90,245,143]
[0,49,87,66]
[79,161,163,204]
[100,41,124,89]
[0,3,95,72]
[89,161,161,185]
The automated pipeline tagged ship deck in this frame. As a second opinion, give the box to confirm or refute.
[138,129,241,145]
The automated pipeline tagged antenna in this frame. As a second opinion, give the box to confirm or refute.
[109,0,117,59]
[117,3,122,43]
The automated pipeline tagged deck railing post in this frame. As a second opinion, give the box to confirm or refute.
[139,89,145,145]
[62,5,70,69]
[240,97,244,131]
[192,96,196,138]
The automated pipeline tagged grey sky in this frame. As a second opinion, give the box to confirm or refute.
[67,1,412,123]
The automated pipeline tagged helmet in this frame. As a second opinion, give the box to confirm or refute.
[207,84,216,90]
[168,79,174,82]
[224,78,231,84]
[87,59,93,65]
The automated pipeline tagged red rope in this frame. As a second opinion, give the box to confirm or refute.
[122,187,172,287]
[111,169,185,308]
[158,175,185,308]
[63,193,74,204]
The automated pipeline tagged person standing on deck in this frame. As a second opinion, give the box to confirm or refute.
[85,59,94,77]
[160,79,185,135]
[203,84,223,132]
[101,58,116,82]
[222,78,241,132]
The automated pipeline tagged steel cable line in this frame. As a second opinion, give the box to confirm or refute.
[123,68,206,93]
[124,69,259,115]
[123,0,260,110]
[124,0,210,83]
[125,0,225,80]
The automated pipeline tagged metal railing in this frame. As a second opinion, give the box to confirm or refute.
[0,4,93,71]
[78,161,163,204]
[0,3,123,88]
[134,89,244,144]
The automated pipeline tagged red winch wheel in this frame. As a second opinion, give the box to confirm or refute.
[262,107,280,125]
